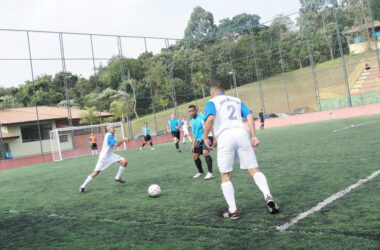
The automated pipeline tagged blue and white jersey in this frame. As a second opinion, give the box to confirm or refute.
[205,94,252,138]
[168,118,180,132]
[142,126,150,135]
[99,132,117,160]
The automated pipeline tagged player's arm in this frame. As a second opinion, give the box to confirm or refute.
[108,134,128,148]
[203,101,216,151]
[242,102,260,149]
[167,121,171,133]
[211,128,217,147]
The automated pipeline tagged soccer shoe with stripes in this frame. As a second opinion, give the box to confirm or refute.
[223,210,240,220]
[79,187,85,193]
[114,178,126,184]
[265,195,280,214]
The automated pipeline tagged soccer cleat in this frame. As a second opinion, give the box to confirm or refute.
[140,147,143,151]
[204,172,215,180]
[265,195,280,214]
[223,210,239,219]
[79,187,85,193]
[151,147,155,150]
[114,178,126,184]
[192,172,205,179]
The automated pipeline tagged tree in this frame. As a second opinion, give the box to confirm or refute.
[192,71,207,99]
[79,106,100,125]
[218,13,261,38]
[109,100,126,122]
[184,6,218,40]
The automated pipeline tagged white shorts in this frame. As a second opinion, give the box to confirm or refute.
[183,129,189,135]
[216,128,259,173]
[94,153,125,171]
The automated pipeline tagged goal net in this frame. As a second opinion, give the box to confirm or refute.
[49,122,126,161]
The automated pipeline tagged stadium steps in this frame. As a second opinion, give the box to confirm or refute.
[350,64,380,95]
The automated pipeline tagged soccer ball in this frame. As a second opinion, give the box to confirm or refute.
[148,184,161,197]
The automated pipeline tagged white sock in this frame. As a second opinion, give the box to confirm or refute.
[81,175,93,188]
[253,172,271,199]
[221,181,237,213]
[115,166,125,179]
[91,151,94,156]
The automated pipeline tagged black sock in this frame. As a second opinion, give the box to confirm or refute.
[142,143,145,148]
[150,142,153,147]
[205,155,213,173]
[175,142,179,149]
[194,158,204,173]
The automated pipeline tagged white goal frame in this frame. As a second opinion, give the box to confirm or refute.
[49,122,126,161]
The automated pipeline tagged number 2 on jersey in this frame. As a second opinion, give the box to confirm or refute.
[227,105,237,120]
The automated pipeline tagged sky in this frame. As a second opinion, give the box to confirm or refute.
[0,0,301,88]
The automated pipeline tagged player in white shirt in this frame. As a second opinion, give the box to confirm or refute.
[181,116,192,144]
[203,81,279,219]
[79,124,129,193]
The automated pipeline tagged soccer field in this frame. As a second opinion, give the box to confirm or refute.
[1,115,379,249]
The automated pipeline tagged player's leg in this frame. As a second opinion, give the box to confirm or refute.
[182,133,186,143]
[217,132,239,219]
[114,158,128,183]
[235,129,279,214]
[79,170,100,193]
[247,168,279,214]
[149,139,155,150]
[220,172,239,219]
[192,152,204,178]
[202,140,214,180]
[174,132,181,152]
[140,139,146,151]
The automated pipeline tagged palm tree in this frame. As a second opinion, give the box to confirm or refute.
[109,101,126,122]
[80,106,100,126]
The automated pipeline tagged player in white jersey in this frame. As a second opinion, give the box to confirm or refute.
[181,116,192,144]
[203,81,279,219]
[79,124,129,193]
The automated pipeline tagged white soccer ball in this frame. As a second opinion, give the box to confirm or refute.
[148,184,161,197]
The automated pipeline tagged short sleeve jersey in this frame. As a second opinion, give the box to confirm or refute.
[168,118,180,132]
[142,126,150,135]
[190,114,205,141]
[204,94,252,138]
[99,133,117,159]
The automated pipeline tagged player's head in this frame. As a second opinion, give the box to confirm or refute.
[188,104,198,118]
[171,113,176,119]
[210,80,225,97]
[107,124,116,134]
[144,122,148,126]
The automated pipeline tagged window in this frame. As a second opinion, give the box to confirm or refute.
[59,134,68,143]
[21,123,52,142]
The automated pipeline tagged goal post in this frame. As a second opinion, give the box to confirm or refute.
[49,122,126,161]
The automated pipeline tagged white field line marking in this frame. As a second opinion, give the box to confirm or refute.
[332,120,377,133]
[276,169,380,232]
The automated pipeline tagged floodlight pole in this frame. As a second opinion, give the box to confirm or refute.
[26,31,44,159]
[165,39,178,116]
[144,37,159,133]
[58,32,73,127]
[227,36,239,97]
[89,34,103,121]
[249,28,265,114]
[275,24,291,114]
[116,36,133,138]
[332,1,352,107]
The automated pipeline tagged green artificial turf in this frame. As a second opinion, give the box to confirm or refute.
[1,114,379,249]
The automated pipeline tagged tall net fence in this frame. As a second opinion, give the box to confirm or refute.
[0,0,379,161]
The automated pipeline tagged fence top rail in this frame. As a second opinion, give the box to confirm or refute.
[0,28,184,41]
[49,122,123,133]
